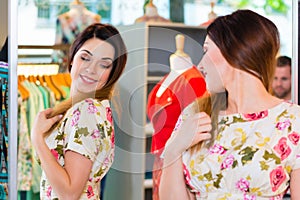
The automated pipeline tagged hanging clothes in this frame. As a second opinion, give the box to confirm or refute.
[52,2,101,72]
[0,61,8,199]
[17,72,71,200]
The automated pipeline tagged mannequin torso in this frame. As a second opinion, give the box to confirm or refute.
[55,1,101,44]
[156,34,193,97]
[135,0,170,23]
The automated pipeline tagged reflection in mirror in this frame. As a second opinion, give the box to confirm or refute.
[15,1,295,200]
[272,55,292,102]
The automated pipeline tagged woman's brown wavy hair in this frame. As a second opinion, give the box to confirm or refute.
[192,9,280,151]
[45,23,127,136]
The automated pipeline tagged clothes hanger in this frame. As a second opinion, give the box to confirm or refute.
[18,75,26,82]
[37,75,45,87]
[17,78,30,100]
[28,75,37,84]
[63,73,72,87]
[50,74,67,99]
[57,73,70,87]
[44,75,62,100]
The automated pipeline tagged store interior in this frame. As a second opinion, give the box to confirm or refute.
[0,0,298,199]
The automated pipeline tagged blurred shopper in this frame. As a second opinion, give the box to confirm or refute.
[272,55,291,101]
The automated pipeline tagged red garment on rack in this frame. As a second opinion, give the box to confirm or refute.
[147,66,207,154]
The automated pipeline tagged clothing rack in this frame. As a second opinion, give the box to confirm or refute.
[18,44,70,50]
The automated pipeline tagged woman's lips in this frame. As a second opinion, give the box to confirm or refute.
[80,74,97,84]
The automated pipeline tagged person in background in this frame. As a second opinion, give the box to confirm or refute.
[160,10,300,199]
[272,55,292,101]
[31,23,127,199]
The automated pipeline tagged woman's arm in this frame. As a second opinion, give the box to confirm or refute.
[290,168,300,199]
[159,112,212,200]
[160,153,195,200]
[34,141,92,199]
[31,108,93,199]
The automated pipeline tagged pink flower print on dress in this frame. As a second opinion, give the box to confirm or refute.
[244,193,256,200]
[50,149,59,160]
[288,132,300,145]
[46,186,52,198]
[91,129,100,139]
[183,163,192,185]
[209,144,227,155]
[103,157,110,167]
[270,166,286,192]
[71,109,80,126]
[85,99,93,104]
[236,178,250,192]
[221,154,235,170]
[270,194,284,200]
[111,131,115,147]
[87,103,98,114]
[106,107,113,123]
[86,185,94,198]
[273,137,291,160]
[243,110,268,121]
[275,119,291,131]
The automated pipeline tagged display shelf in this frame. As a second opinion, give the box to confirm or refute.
[147,76,163,82]
[104,22,206,200]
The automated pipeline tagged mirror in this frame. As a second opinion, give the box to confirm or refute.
[12,1,296,200]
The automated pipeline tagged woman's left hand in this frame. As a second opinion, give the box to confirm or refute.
[31,108,62,146]
[164,112,212,161]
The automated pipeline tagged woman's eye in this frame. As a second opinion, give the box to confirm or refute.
[100,64,112,69]
[81,56,90,61]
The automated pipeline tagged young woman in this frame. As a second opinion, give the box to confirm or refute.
[31,23,127,199]
[160,10,300,199]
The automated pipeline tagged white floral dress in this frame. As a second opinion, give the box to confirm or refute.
[40,98,114,200]
[182,102,300,200]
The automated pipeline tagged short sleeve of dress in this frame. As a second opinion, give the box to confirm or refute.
[286,104,300,170]
[64,98,113,162]
[291,144,300,170]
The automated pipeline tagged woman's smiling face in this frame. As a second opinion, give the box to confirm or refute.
[70,37,115,96]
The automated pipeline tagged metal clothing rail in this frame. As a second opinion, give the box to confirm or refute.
[18,44,70,50]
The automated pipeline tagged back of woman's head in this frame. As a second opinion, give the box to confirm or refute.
[207,9,280,92]
[68,23,127,99]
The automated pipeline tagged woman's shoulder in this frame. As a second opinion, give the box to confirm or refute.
[63,98,113,130]
[275,102,300,124]
[71,98,110,109]
[281,101,300,113]
[65,98,111,119]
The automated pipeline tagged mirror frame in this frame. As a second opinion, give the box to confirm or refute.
[294,0,299,104]
[8,0,18,199]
